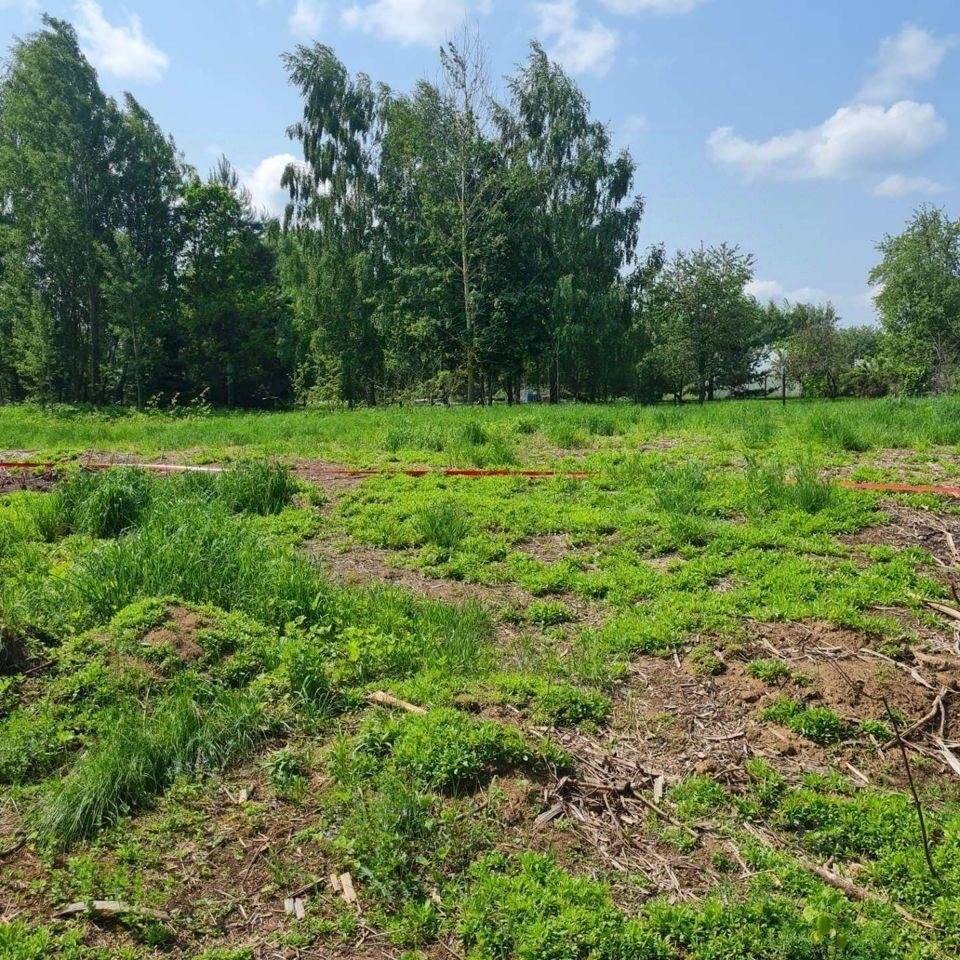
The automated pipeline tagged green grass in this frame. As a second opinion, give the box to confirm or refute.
[34,685,274,846]
[3,398,960,958]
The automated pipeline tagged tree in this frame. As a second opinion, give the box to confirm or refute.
[0,16,117,401]
[650,244,758,402]
[282,45,387,406]
[781,303,846,398]
[179,165,292,407]
[107,95,184,407]
[495,43,644,402]
[870,206,960,394]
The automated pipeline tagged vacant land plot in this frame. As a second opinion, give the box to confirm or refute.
[2,398,960,960]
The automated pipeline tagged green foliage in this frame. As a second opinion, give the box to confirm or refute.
[762,697,846,745]
[647,462,707,515]
[33,685,274,845]
[459,852,668,960]
[215,460,299,515]
[351,708,534,791]
[746,659,794,685]
[524,599,573,627]
[415,501,470,552]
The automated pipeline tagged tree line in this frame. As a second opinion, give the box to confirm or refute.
[0,16,957,408]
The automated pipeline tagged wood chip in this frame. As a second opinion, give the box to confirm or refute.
[328,873,342,892]
[365,690,426,714]
[339,872,357,904]
[652,776,665,803]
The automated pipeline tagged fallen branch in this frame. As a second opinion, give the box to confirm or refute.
[925,600,960,622]
[0,835,26,859]
[882,687,953,750]
[365,691,426,714]
[742,825,940,934]
[53,900,171,922]
[804,861,938,931]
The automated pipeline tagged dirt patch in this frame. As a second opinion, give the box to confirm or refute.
[312,539,529,610]
[827,448,960,484]
[0,467,60,495]
[141,604,208,661]
[844,501,960,568]
[517,533,573,564]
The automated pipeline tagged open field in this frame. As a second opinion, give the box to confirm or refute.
[2,398,960,960]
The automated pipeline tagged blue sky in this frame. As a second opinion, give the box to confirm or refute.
[2,0,958,326]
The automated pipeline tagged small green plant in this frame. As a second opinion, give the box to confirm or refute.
[460,421,488,446]
[788,463,834,514]
[647,462,707,516]
[524,599,573,627]
[217,460,298,515]
[746,658,793,685]
[858,718,891,741]
[34,686,273,845]
[459,852,660,960]
[352,708,533,791]
[266,747,309,797]
[415,501,469,552]
[688,643,725,676]
[762,697,846,745]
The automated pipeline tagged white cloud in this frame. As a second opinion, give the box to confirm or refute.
[240,153,304,217]
[600,0,706,13]
[746,279,831,304]
[873,173,947,198]
[73,0,169,83]
[1,0,40,14]
[858,24,955,104]
[746,279,878,322]
[621,113,648,138]
[534,0,618,77]
[708,100,945,181]
[341,0,486,46]
[289,0,324,38]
